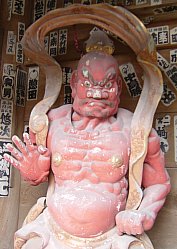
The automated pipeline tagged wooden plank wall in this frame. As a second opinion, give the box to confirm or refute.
[0,0,177,249]
[0,2,29,248]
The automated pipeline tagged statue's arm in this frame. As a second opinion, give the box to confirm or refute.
[138,128,171,224]
[116,128,170,236]
[4,132,51,185]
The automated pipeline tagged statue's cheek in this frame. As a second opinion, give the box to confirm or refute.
[108,93,118,102]
[109,87,118,95]
[76,86,88,99]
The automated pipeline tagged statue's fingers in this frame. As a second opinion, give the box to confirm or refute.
[6,143,23,161]
[3,153,20,169]
[120,219,131,235]
[116,218,124,236]
[117,226,123,236]
[23,132,35,151]
[134,223,144,235]
[12,135,28,156]
[38,145,50,157]
[29,130,36,144]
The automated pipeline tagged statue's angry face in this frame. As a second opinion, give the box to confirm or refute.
[71,51,122,118]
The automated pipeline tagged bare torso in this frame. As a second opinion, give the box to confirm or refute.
[47,105,132,237]
[3,49,170,248]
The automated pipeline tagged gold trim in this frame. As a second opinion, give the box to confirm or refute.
[86,44,114,55]
[111,155,123,168]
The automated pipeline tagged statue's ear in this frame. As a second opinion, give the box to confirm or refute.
[70,70,77,98]
[117,75,122,96]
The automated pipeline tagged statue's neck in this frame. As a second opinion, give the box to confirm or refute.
[71,111,116,131]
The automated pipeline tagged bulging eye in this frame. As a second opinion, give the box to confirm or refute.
[105,82,112,89]
[84,81,92,88]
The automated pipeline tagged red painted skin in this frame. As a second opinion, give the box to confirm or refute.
[4,51,170,239]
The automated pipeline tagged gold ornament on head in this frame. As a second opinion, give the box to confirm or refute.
[85,28,115,55]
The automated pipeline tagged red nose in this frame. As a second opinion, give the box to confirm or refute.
[87,89,108,99]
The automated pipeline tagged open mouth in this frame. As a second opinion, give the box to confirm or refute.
[88,101,106,107]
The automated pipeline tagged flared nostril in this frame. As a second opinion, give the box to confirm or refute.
[93,90,102,99]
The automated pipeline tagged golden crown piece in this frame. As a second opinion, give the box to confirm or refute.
[85,28,115,55]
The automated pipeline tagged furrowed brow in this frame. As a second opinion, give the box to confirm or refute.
[82,67,94,83]
[103,68,116,83]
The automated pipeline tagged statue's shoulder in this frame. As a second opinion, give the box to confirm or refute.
[117,108,133,123]
[48,104,72,121]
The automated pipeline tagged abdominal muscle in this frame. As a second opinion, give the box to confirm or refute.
[47,179,128,238]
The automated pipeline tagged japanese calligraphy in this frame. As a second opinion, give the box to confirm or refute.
[49,31,58,57]
[6,31,16,55]
[142,16,154,25]
[44,36,49,53]
[124,0,133,5]
[119,63,142,97]
[15,69,27,107]
[33,0,45,22]
[154,5,177,15]
[64,86,72,105]
[0,141,12,196]
[12,0,25,15]
[58,29,68,55]
[148,26,169,45]
[27,66,39,100]
[63,67,72,85]
[16,42,24,64]
[3,64,16,77]
[45,0,57,12]
[7,0,13,21]
[63,0,74,7]
[170,49,177,64]
[63,67,73,105]
[18,22,25,41]
[1,76,14,100]
[2,64,16,100]
[136,0,147,5]
[150,0,162,5]
[157,52,177,90]
[165,65,177,90]
[170,27,177,44]
[161,83,176,107]
[155,115,170,153]
[0,100,13,140]
[157,26,169,45]
[157,52,170,71]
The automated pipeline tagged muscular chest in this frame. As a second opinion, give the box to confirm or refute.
[48,120,130,183]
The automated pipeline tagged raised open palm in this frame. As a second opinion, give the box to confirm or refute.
[4,132,50,185]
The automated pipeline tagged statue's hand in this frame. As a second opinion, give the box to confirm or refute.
[4,133,50,185]
[116,210,154,236]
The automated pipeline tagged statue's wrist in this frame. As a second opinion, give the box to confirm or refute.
[22,171,49,185]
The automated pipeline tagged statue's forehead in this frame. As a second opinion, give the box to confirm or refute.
[78,54,117,73]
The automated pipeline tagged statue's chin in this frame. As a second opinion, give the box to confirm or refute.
[73,105,118,119]
[76,109,112,119]
[72,96,119,119]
